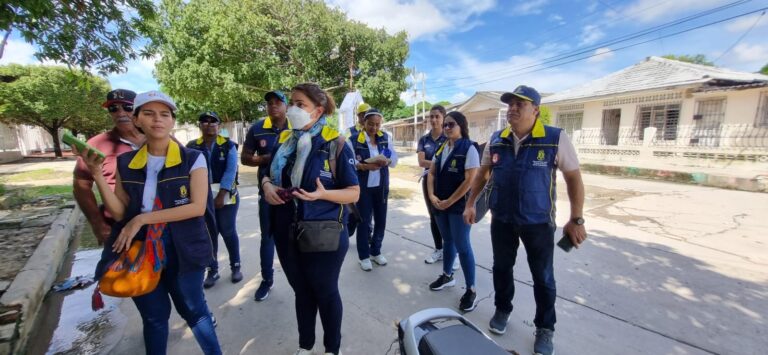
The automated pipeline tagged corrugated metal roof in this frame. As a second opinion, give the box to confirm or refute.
[543,56,768,104]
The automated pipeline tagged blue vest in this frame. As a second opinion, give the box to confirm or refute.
[351,131,390,190]
[489,120,561,225]
[419,131,447,162]
[273,126,350,223]
[186,135,239,190]
[94,142,216,279]
[433,138,476,214]
[248,117,289,180]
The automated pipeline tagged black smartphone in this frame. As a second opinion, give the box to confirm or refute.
[557,233,575,252]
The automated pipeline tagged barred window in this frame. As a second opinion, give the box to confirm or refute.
[556,111,583,136]
[637,103,680,141]
[757,93,768,127]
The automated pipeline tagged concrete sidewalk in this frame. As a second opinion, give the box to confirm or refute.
[101,174,768,355]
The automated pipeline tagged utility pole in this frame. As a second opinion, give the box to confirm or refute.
[421,73,426,135]
[348,46,356,91]
[411,67,418,149]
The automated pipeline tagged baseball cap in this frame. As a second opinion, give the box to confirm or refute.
[363,108,383,119]
[101,89,136,107]
[357,102,371,114]
[265,90,288,104]
[198,111,221,123]
[501,85,541,106]
[132,90,178,114]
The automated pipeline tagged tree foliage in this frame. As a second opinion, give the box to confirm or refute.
[761,63,768,75]
[0,65,111,157]
[147,0,409,123]
[1,1,157,75]
[661,54,714,67]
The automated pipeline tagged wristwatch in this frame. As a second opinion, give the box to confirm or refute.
[572,217,585,225]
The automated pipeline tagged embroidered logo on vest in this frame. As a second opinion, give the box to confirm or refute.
[533,149,548,167]
[180,185,188,198]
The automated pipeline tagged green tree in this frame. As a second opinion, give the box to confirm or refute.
[146,0,409,123]
[1,1,157,75]
[661,54,714,66]
[760,63,768,75]
[0,65,110,157]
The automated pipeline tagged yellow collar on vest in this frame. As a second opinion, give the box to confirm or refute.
[195,135,227,146]
[356,130,384,143]
[129,140,182,169]
[500,119,546,139]
[263,116,291,130]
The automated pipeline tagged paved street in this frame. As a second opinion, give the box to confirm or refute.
[90,169,768,355]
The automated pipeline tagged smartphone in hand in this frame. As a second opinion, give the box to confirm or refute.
[557,233,575,252]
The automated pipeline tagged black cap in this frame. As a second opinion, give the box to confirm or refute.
[264,90,288,104]
[198,111,221,123]
[102,89,136,107]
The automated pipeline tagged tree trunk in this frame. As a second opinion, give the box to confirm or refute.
[46,126,63,158]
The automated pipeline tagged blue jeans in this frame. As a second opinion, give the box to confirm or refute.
[272,203,348,354]
[356,185,387,259]
[132,239,221,354]
[210,194,241,271]
[435,211,475,288]
[490,219,557,330]
[259,196,275,281]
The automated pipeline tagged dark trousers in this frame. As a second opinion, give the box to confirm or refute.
[356,185,387,259]
[132,239,221,354]
[259,196,275,281]
[490,218,557,331]
[209,195,241,270]
[272,205,348,354]
[421,177,442,250]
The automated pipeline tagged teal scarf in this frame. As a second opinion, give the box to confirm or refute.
[270,116,327,187]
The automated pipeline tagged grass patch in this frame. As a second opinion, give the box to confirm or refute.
[389,187,415,200]
[0,184,72,209]
[0,168,71,183]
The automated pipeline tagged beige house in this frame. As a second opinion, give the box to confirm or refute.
[544,56,768,163]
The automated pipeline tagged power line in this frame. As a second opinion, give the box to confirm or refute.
[430,0,751,85]
[712,10,765,64]
[427,6,768,94]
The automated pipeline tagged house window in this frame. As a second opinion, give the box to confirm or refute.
[556,111,583,136]
[757,92,768,127]
[636,103,680,141]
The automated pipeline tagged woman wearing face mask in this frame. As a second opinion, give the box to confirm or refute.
[260,83,360,355]
[350,108,398,272]
[76,91,221,354]
[418,105,448,264]
[426,111,480,313]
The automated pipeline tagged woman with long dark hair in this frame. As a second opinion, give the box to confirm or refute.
[426,111,480,312]
[260,83,360,355]
[418,105,448,264]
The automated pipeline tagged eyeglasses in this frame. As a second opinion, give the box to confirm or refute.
[108,103,134,113]
[442,122,456,129]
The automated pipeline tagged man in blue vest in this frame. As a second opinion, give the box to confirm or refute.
[186,111,242,288]
[463,85,586,355]
[241,90,289,301]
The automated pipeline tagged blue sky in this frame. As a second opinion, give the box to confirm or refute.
[3,0,767,105]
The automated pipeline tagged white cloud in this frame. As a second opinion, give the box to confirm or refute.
[731,43,768,64]
[619,0,731,23]
[548,14,565,25]
[326,0,495,40]
[725,14,767,33]
[0,39,37,65]
[106,55,160,93]
[450,91,469,104]
[580,25,605,45]
[587,47,614,63]
[512,0,549,15]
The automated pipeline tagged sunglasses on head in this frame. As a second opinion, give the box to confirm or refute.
[108,103,134,113]
[442,122,456,129]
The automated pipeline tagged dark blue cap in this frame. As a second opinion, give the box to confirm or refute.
[501,85,541,106]
[102,89,136,107]
[198,111,220,122]
[265,90,288,104]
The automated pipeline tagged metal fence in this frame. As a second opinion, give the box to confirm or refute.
[573,124,768,150]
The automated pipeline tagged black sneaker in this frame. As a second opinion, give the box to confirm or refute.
[429,273,455,291]
[459,289,477,312]
[533,328,554,355]
[231,263,243,283]
[203,269,220,289]
[254,279,273,301]
[488,309,510,335]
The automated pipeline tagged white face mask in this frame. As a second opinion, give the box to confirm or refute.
[286,106,314,130]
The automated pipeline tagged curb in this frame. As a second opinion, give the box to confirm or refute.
[581,163,768,192]
[0,205,80,354]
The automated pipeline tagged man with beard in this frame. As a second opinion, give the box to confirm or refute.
[73,89,145,244]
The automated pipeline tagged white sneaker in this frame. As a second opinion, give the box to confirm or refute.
[371,254,388,266]
[359,258,373,271]
[425,249,443,264]
[452,258,460,271]
[294,348,313,355]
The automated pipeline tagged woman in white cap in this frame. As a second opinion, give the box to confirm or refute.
[76,90,222,354]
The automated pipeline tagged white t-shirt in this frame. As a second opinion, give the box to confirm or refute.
[481,130,579,172]
[348,133,399,188]
[434,143,480,171]
[141,154,207,213]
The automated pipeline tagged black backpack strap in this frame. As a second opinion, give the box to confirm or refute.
[328,135,346,180]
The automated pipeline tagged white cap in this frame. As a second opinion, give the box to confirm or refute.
[133,90,177,114]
